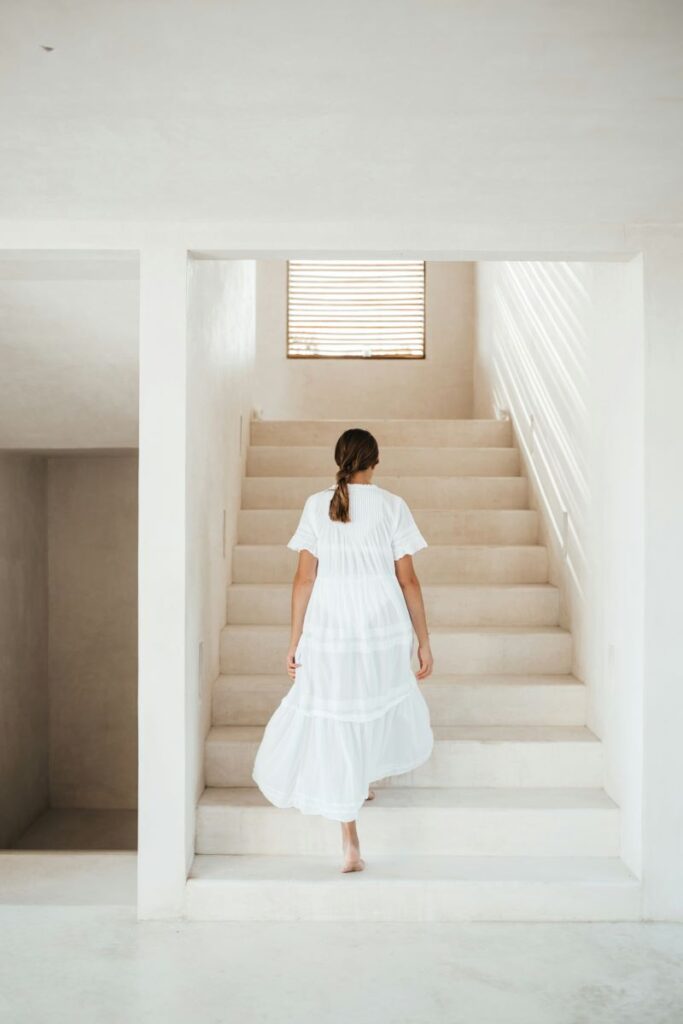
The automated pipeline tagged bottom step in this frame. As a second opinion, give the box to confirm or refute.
[186,855,640,922]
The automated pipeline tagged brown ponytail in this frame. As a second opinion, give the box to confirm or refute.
[329,428,380,523]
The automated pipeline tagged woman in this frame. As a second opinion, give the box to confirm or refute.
[252,428,434,873]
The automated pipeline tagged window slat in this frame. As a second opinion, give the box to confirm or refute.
[287,260,425,359]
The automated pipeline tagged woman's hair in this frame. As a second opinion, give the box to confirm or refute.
[329,428,380,523]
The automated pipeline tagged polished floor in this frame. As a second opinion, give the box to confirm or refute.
[0,854,681,1024]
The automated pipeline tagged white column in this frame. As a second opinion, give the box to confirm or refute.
[640,232,683,919]
[137,247,189,918]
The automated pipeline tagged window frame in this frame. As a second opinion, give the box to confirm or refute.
[285,259,427,360]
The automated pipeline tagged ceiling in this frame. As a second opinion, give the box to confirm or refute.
[0,0,681,225]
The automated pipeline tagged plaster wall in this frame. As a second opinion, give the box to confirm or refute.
[254,261,474,420]
[137,247,190,917]
[3,223,680,922]
[639,238,683,919]
[47,453,138,809]
[474,259,645,875]
[0,455,48,847]
[0,259,138,448]
[185,259,256,868]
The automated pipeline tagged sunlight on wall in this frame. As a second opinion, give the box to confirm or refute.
[476,262,592,662]
[475,259,644,874]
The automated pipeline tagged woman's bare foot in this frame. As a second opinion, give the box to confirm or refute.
[340,821,365,873]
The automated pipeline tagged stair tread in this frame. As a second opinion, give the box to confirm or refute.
[215,672,584,687]
[207,724,599,744]
[252,418,507,423]
[249,445,517,453]
[189,853,637,885]
[228,581,559,590]
[200,786,617,810]
[246,476,524,484]
[235,543,543,550]
[222,623,571,636]
[240,508,536,516]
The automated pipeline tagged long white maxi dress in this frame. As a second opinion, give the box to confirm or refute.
[252,482,434,822]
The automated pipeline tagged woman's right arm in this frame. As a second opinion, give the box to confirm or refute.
[395,554,433,680]
[287,549,318,679]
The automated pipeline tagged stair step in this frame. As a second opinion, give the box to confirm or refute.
[233,545,548,584]
[227,582,559,626]
[186,855,640,921]
[205,724,603,788]
[213,673,587,727]
[247,446,520,478]
[238,508,540,545]
[250,419,513,449]
[220,624,573,675]
[243,476,528,510]
[195,787,620,856]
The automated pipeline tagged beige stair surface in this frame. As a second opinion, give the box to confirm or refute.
[220,623,573,675]
[238,508,540,545]
[232,544,549,584]
[227,582,560,626]
[247,445,520,477]
[243,475,528,509]
[196,786,620,857]
[192,416,635,921]
[205,724,604,789]
[186,855,640,922]
[250,419,513,448]
[212,673,588,727]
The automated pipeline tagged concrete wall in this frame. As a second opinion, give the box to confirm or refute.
[0,257,139,448]
[254,261,474,420]
[185,258,256,869]
[47,454,138,809]
[474,259,645,875]
[0,455,49,847]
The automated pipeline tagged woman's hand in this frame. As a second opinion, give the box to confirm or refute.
[415,641,433,680]
[286,643,301,680]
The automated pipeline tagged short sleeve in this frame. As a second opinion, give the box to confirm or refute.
[287,494,319,557]
[391,497,428,561]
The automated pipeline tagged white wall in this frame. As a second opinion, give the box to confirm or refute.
[0,257,139,448]
[47,453,138,810]
[590,260,644,879]
[0,455,48,847]
[138,252,256,918]
[185,259,256,866]
[474,259,645,875]
[137,247,190,918]
[639,237,683,919]
[6,223,680,921]
[254,261,474,420]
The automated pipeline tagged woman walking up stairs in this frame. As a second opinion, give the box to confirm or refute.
[252,428,435,872]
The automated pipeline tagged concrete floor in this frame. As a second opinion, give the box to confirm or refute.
[0,854,682,1024]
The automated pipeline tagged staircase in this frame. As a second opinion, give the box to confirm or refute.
[187,418,639,921]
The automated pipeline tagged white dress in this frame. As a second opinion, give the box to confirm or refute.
[252,482,434,822]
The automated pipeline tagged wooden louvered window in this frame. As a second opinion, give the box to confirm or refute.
[287,260,426,358]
